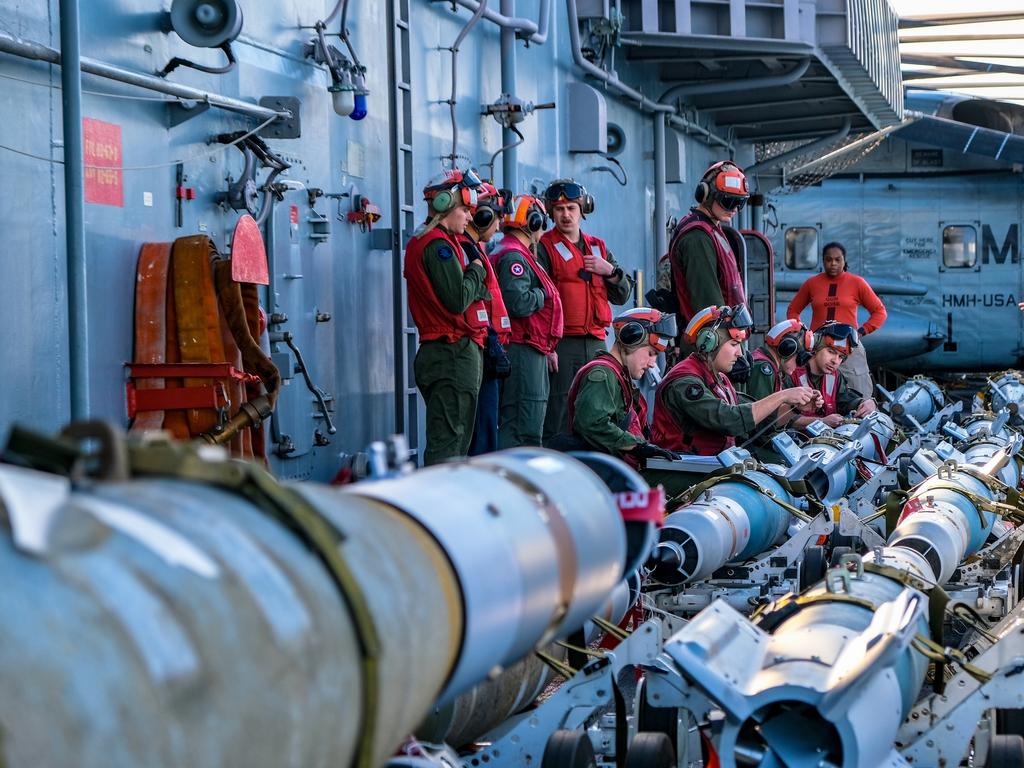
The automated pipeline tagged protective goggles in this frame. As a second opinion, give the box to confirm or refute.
[816,322,859,355]
[545,181,586,202]
[714,193,747,212]
[723,304,753,339]
[459,167,483,189]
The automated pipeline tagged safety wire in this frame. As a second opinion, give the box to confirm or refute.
[0,71,278,171]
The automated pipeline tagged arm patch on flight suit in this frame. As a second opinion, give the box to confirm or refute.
[760,363,774,376]
[587,368,610,383]
[509,262,525,276]
[685,383,704,401]
[437,245,454,260]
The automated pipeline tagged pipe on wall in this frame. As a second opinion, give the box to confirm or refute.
[500,0,518,191]
[744,117,851,179]
[453,0,551,45]
[0,30,288,122]
[659,58,811,103]
[58,0,89,421]
[653,112,667,260]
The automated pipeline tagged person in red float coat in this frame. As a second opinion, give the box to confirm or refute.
[404,168,490,465]
[667,163,749,357]
[462,183,512,455]
[648,305,818,496]
[790,321,877,431]
[537,178,634,443]
[494,195,564,447]
[557,308,680,469]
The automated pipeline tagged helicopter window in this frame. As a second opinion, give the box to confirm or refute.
[784,227,818,270]
[942,225,976,268]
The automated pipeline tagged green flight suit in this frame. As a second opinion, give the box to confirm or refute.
[645,369,756,500]
[670,209,730,355]
[569,351,646,458]
[536,238,634,443]
[497,243,551,448]
[412,232,490,465]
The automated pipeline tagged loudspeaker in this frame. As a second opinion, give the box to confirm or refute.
[696,327,719,356]
[169,0,243,48]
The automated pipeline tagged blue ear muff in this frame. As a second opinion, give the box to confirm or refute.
[431,190,454,214]
[696,328,719,356]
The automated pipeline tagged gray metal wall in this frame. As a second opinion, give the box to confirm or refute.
[0,0,743,480]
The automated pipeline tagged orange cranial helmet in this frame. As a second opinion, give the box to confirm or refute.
[502,194,547,234]
[685,305,753,357]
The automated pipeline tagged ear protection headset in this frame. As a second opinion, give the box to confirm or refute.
[696,326,720,356]
[472,205,496,229]
[685,305,752,358]
[694,161,749,206]
[544,179,595,216]
[425,168,482,214]
[766,319,813,360]
[504,195,547,233]
[617,321,649,347]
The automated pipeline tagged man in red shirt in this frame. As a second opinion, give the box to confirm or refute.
[787,241,886,399]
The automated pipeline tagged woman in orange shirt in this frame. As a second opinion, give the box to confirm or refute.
[786,241,886,398]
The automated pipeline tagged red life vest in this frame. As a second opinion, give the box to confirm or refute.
[404,227,489,346]
[566,354,649,468]
[752,347,787,393]
[458,234,511,344]
[493,233,564,355]
[540,229,614,338]
[792,366,839,416]
[651,354,739,455]
[668,210,747,323]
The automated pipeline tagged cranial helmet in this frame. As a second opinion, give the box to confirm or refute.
[423,167,484,214]
[502,194,548,234]
[543,178,595,217]
[612,308,677,353]
[813,321,859,356]
[685,304,753,358]
[767,318,813,364]
[694,161,749,213]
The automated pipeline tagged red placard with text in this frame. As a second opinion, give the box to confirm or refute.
[83,118,123,207]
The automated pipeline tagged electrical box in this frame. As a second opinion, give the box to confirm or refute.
[576,0,608,18]
[567,83,607,154]
[665,128,686,183]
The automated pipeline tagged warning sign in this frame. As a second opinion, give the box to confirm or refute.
[83,118,123,207]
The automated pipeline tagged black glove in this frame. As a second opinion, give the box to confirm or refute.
[727,351,753,385]
[632,442,681,461]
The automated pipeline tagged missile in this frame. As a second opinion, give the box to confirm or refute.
[0,434,628,768]
[976,371,1024,422]
[649,414,895,585]
[658,430,1022,768]
[877,376,946,430]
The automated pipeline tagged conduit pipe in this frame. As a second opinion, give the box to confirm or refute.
[58,1,89,421]
[744,117,851,178]
[500,0,518,190]
[565,0,732,151]
[653,112,667,259]
[453,0,551,45]
[659,58,811,103]
[0,30,288,122]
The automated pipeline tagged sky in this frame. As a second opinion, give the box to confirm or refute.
[892,0,1024,104]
